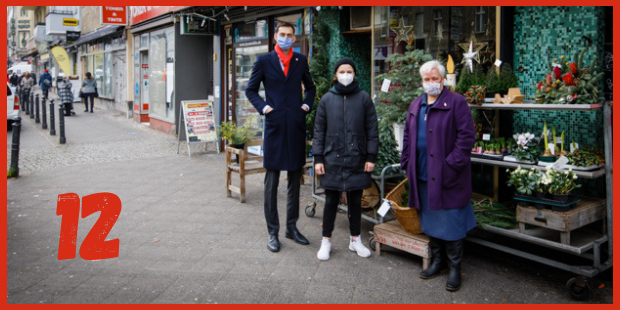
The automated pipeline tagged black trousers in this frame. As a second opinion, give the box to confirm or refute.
[42,88,49,99]
[264,169,302,235]
[322,189,363,238]
[83,95,95,111]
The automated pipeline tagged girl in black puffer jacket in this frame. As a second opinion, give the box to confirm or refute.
[312,57,379,261]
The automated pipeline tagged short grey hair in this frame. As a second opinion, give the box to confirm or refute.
[419,60,446,78]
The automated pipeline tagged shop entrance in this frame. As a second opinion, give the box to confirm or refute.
[140,52,149,120]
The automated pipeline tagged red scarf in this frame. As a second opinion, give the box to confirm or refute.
[275,44,294,77]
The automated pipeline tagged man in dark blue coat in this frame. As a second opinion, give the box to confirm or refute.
[246,22,316,252]
[39,69,53,99]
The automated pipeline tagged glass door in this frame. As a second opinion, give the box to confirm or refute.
[234,43,268,133]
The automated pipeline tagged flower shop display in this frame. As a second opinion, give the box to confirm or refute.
[504,132,540,163]
[507,166,582,211]
[464,85,486,105]
[563,146,605,170]
[533,46,605,104]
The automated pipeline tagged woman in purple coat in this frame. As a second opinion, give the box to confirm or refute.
[400,60,477,291]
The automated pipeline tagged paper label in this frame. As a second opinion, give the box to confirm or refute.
[494,59,503,67]
[552,156,569,171]
[483,134,491,141]
[381,79,391,93]
[555,136,562,143]
[548,143,556,155]
[570,142,579,153]
[377,199,391,217]
[476,146,483,153]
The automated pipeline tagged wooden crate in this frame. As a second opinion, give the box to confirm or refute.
[373,220,430,269]
[516,196,606,245]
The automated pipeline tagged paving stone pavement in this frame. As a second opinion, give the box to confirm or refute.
[6,89,612,304]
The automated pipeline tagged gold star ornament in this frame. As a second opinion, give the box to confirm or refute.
[390,17,413,46]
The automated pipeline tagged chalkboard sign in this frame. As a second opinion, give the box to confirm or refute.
[177,100,218,157]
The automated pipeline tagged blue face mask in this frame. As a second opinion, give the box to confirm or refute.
[276,36,294,50]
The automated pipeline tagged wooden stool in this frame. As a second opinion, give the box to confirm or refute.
[225,139,266,203]
[373,220,431,269]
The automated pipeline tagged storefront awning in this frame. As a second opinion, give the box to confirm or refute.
[71,25,124,46]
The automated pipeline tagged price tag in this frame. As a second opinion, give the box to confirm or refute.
[548,143,556,155]
[570,142,579,153]
[381,79,391,93]
[483,134,491,141]
[555,136,562,143]
[494,59,503,67]
[552,155,569,171]
[377,199,391,217]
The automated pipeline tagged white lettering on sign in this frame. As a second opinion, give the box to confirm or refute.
[107,18,123,22]
[131,6,155,18]
[105,6,125,11]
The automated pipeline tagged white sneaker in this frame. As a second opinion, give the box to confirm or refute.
[317,238,331,261]
[349,236,371,258]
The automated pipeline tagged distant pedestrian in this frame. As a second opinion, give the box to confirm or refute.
[39,69,53,99]
[30,71,37,85]
[81,72,97,113]
[10,73,18,87]
[20,72,35,105]
[58,76,74,116]
[312,57,379,261]
[245,21,316,253]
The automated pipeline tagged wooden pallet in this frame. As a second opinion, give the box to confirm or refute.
[516,196,606,245]
[373,220,430,269]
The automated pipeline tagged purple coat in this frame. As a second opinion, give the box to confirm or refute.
[400,90,476,211]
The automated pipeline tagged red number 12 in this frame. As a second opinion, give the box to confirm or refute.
[56,193,121,260]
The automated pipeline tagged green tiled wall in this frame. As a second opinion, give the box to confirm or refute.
[512,6,607,197]
[318,8,372,94]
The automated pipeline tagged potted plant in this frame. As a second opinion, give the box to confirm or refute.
[540,122,556,162]
[506,166,538,196]
[218,119,256,163]
[510,132,540,163]
[546,168,581,202]
[464,85,487,105]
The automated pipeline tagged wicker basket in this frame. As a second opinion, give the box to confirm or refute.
[385,178,422,234]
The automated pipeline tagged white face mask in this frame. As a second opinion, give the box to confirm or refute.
[423,82,442,96]
[337,73,354,86]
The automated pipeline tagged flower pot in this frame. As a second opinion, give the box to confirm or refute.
[551,194,570,203]
[539,155,557,163]
[231,143,245,164]
[534,191,547,199]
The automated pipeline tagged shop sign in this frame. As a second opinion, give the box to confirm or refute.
[63,18,79,26]
[129,6,187,25]
[101,6,127,25]
[238,40,262,47]
[66,31,81,43]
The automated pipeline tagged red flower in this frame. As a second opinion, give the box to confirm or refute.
[563,73,575,86]
[569,62,578,75]
[553,66,562,79]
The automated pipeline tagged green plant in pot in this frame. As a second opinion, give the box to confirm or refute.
[218,119,256,163]
[546,168,581,201]
[506,166,539,196]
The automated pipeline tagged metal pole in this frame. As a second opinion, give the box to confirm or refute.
[41,96,48,129]
[8,117,21,178]
[58,103,66,144]
[29,92,34,119]
[35,94,40,123]
[49,100,56,136]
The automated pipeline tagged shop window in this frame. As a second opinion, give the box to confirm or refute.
[148,27,175,121]
[475,7,485,33]
[234,19,268,42]
[275,13,304,35]
[140,33,149,50]
[372,6,497,98]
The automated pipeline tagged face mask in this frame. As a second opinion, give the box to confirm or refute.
[277,36,294,50]
[337,73,354,86]
[423,82,442,96]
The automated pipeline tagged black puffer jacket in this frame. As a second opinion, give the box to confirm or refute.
[313,86,379,191]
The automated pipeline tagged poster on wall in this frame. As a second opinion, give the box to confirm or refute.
[177,100,218,157]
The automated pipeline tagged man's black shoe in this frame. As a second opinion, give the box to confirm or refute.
[267,234,280,252]
[285,229,309,245]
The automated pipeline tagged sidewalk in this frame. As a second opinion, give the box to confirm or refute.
[6,88,612,304]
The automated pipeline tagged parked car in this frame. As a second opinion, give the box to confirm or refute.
[7,82,20,126]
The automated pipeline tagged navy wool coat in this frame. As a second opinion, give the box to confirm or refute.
[246,50,316,171]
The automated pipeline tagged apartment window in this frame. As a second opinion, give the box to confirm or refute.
[20,10,28,17]
[50,6,78,14]
[475,6,485,33]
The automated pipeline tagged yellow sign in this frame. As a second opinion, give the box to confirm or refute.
[50,46,72,76]
[63,18,78,26]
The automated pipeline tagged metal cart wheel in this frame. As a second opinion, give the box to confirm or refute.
[305,202,316,217]
[566,277,590,301]
[368,235,376,251]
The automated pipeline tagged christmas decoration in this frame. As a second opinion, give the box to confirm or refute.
[390,17,413,46]
[462,41,478,73]
[533,46,605,104]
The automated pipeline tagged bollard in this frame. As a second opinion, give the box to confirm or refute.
[19,88,26,112]
[24,90,30,115]
[41,96,48,129]
[29,92,35,119]
[49,100,56,136]
[59,103,66,144]
[35,94,40,123]
[8,117,21,177]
